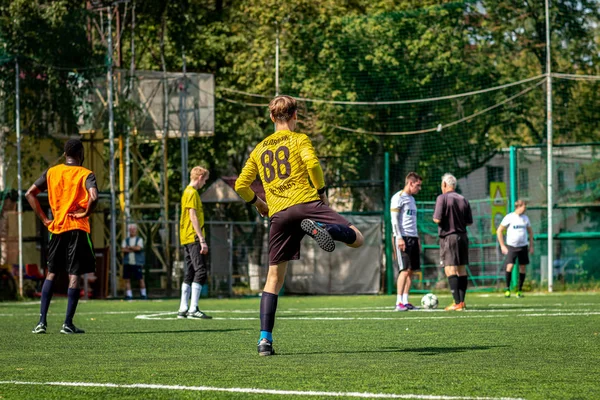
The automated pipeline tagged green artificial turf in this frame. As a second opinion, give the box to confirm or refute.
[0,292,599,399]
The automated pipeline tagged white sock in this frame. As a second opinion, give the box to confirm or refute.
[179,283,191,312]
[402,293,409,305]
[396,294,402,305]
[190,283,202,311]
[140,288,147,297]
[126,289,133,298]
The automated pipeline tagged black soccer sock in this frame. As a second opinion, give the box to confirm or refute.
[260,292,279,334]
[505,271,512,290]
[518,273,526,291]
[39,279,54,325]
[458,275,468,303]
[64,288,80,326]
[325,224,357,244]
[448,275,460,304]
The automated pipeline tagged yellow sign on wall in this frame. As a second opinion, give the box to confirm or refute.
[490,182,507,234]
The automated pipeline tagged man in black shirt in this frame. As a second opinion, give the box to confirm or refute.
[433,173,473,311]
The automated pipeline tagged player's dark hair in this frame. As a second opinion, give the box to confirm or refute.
[269,95,297,122]
[405,172,422,185]
[64,139,84,158]
[515,199,527,208]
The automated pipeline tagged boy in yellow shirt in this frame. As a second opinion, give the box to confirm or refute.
[235,95,364,356]
[178,166,212,319]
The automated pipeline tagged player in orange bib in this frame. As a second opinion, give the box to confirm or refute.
[235,95,364,356]
[26,139,98,334]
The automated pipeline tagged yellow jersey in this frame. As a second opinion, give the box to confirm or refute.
[179,185,205,245]
[235,130,325,217]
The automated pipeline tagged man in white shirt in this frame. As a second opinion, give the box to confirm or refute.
[121,224,147,300]
[390,172,422,311]
[496,200,534,298]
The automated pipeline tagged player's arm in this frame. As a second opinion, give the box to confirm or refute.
[432,195,443,224]
[497,214,510,254]
[527,225,534,254]
[465,200,473,226]
[390,201,405,251]
[122,241,131,253]
[496,224,507,248]
[299,135,328,206]
[188,208,208,255]
[235,156,269,216]
[69,174,98,219]
[25,183,51,227]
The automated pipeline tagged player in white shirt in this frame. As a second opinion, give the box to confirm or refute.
[496,200,534,298]
[121,224,147,300]
[390,172,422,311]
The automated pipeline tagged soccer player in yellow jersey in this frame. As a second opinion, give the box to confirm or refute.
[177,166,212,319]
[235,95,364,356]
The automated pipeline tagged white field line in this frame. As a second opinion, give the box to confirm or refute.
[0,380,526,400]
[2,306,600,318]
[135,311,600,321]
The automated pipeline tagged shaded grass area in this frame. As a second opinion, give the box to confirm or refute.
[0,293,599,399]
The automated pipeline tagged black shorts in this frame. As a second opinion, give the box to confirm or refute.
[269,200,352,265]
[439,233,469,267]
[123,264,144,280]
[395,236,420,271]
[504,245,529,266]
[47,230,96,275]
[183,241,208,285]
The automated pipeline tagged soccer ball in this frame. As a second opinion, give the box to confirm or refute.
[421,293,439,309]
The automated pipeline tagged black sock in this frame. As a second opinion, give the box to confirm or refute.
[260,292,279,333]
[518,273,526,291]
[448,276,460,304]
[505,271,512,290]
[458,276,468,303]
[39,279,54,325]
[65,288,80,326]
[326,224,356,244]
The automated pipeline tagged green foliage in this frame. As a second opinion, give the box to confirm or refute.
[2,1,600,209]
[0,0,104,136]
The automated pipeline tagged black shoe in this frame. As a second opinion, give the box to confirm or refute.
[32,322,47,334]
[258,339,275,356]
[177,311,188,319]
[301,219,335,252]
[60,323,85,334]
[188,309,212,319]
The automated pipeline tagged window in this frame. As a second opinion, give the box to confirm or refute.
[519,168,529,197]
[487,166,504,195]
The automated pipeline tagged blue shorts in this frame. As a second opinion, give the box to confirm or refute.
[123,264,144,280]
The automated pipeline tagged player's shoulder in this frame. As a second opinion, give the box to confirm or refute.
[183,186,197,196]
[399,191,413,200]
